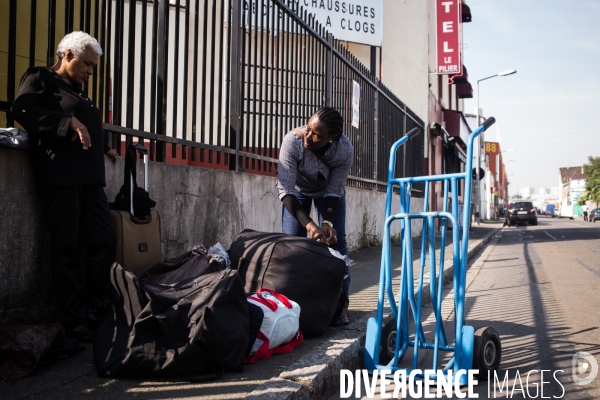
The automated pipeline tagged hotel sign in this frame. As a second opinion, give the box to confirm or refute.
[435,0,462,74]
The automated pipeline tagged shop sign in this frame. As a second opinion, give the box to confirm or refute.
[244,0,383,46]
[484,141,499,156]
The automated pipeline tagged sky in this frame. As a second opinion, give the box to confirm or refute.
[462,1,600,195]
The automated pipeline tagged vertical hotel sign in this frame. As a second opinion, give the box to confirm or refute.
[436,0,461,75]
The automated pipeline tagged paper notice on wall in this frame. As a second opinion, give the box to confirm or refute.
[352,80,360,128]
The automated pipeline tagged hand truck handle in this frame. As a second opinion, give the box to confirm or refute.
[481,116,496,131]
[405,127,420,140]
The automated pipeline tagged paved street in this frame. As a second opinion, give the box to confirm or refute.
[330,216,600,399]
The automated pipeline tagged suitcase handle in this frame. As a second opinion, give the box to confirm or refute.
[257,288,293,309]
[248,294,278,312]
[122,144,154,219]
[129,212,153,224]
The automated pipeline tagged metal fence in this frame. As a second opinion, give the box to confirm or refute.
[1,0,110,135]
[1,0,424,192]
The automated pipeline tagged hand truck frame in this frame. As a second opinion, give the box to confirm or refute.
[363,118,501,385]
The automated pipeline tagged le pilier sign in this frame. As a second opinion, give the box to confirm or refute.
[436,0,462,74]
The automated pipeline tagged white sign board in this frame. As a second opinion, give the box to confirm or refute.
[244,0,383,46]
[352,80,360,128]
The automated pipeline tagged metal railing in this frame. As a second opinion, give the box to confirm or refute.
[1,0,424,192]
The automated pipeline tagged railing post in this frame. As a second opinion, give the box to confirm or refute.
[403,104,407,178]
[47,0,56,65]
[229,0,243,171]
[113,0,124,126]
[326,33,333,107]
[374,81,379,183]
[155,0,169,162]
[7,0,17,127]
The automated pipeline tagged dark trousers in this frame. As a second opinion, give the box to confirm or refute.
[42,184,116,329]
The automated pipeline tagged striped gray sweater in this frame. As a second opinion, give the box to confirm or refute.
[277,126,354,200]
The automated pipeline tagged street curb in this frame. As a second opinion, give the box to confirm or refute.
[243,226,502,400]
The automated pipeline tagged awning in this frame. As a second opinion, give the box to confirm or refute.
[450,65,469,84]
[450,65,473,98]
[443,110,471,148]
[456,82,473,98]
[462,4,472,23]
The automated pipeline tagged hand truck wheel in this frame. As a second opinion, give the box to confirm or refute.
[379,319,403,365]
[473,326,501,379]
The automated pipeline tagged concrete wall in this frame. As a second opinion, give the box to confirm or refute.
[381,1,430,122]
[0,147,423,325]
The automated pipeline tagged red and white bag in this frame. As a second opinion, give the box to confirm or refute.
[246,288,303,363]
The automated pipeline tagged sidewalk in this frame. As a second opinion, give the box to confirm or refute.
[245,220,503,400]
[2,221,502,399]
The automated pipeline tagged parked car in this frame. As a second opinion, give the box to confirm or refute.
[506,201,538,226]
[590,208,600,222]
[545,204,556,217]
[554,208,560,218]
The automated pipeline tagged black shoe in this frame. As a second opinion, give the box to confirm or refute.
[332,316,349,327]
[67,324,95,343]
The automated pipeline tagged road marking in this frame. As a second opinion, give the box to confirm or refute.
[576,259,600,279]
[544,231,557,240]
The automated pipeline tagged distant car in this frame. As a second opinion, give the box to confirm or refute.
[554,208,560,218]
[590,208,600,222]
[506,200,538,226]
[545,204,556,217]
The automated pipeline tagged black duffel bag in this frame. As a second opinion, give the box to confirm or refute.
[94,263,249,379]
[229,229,346,337]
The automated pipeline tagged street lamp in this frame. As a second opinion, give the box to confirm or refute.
[474,69,517,222]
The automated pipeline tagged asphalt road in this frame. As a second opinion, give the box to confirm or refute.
[330,216,600,399]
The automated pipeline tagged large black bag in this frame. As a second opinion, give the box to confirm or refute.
[229,229,346,337]
[140,247,223,285]
[94,263,249,378]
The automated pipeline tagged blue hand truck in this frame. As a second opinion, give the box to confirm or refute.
[363,118,501,384]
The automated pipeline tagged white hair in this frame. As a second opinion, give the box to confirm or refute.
[56,31,103,59]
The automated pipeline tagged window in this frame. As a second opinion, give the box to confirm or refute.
[510,202,533,209]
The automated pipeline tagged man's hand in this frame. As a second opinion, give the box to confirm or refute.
[105,149,118,163]
[70,117,91,150]
[306,221,329,245]
[321,223,338,245]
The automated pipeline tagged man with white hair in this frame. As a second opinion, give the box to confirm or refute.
[12,31,117,343]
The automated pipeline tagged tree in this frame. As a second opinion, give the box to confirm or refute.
[578,156,600,207]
